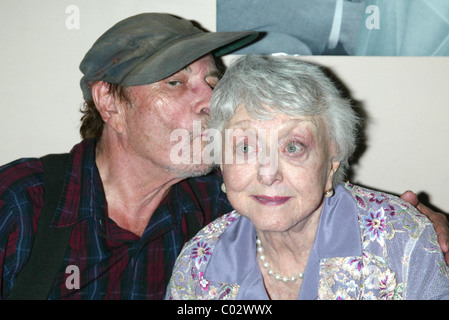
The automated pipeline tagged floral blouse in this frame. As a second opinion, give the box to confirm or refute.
[165,183,449,300]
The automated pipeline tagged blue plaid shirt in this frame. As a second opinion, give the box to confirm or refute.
[0,139,232,299]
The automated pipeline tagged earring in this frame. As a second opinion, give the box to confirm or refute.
[324,188,334,198]
[221,183,226,193]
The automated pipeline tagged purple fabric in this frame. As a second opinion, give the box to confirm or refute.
[203,184,362,299]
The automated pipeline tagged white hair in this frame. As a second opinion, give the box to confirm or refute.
[210,55,361,184]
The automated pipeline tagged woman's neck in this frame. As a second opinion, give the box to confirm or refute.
[255,205,323,299]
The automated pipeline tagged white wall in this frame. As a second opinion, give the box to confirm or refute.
[302,56,449,212]
[1,1,448,211]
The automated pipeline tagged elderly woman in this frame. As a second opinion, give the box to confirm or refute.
[165,55,449,300]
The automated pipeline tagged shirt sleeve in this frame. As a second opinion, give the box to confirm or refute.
[0,158,44,299]
[405,221,449,299]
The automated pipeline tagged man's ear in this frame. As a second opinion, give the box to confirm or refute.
[91,81,126,134]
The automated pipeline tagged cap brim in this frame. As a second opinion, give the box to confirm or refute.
[122,31,258,86]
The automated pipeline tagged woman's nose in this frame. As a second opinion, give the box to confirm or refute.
[258,158,283,186]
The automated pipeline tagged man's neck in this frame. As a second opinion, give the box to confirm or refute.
[94,139,183,237]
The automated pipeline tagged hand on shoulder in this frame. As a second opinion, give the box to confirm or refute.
[400,191,449,265]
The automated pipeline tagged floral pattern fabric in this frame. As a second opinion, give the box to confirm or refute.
[165,183,449,300]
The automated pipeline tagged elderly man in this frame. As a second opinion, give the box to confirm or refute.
[0,13,447,300]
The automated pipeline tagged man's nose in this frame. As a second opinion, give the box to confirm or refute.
[193,82,213,115]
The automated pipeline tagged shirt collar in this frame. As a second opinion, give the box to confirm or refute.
[204,183,362,299]
[52,139,96,227]
[313,183,362,258]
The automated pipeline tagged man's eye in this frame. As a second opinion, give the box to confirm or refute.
[167,80,182,87]
[206,77,219,89]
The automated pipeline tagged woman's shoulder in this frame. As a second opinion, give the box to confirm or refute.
[166,211,241,300]
[342,183,449,299]
[344,182,430,223]
[191,210,241,243]
[344,182,435,246]
[175,211,241,267]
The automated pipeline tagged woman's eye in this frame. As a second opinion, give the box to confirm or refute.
[284,143,303,154]
[240,144,255,153]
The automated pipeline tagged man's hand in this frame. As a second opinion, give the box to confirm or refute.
[401,190,449,265]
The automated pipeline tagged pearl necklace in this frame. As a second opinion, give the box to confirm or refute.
[256,236,304,283]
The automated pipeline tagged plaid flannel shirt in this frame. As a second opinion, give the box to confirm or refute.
[0,139,231,299]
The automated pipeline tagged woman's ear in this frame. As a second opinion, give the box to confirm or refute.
[91,81,126,134]
[326,142,340,184]
[326,159,340,190]
[330,160,340,177]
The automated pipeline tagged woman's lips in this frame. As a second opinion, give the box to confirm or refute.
[252,195,291,206]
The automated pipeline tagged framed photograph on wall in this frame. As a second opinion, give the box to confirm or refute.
[217,0,449,56]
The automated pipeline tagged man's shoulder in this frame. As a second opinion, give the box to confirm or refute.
[0,157,42,173]
[0,158,44,240]
[0,157,44,198]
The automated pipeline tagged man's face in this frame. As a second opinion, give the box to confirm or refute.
[121,54,220,178]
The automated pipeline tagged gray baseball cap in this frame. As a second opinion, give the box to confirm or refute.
[79,13,259,100]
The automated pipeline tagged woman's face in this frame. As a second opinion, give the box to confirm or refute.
[221,105,340,233]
